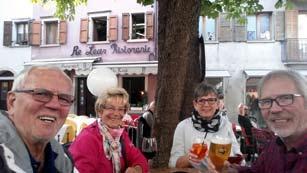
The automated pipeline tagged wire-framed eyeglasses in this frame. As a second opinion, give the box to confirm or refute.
[258,93,302,109]
[14,88,74,106]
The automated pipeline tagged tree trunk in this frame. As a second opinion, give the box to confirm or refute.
[153,0,201,168]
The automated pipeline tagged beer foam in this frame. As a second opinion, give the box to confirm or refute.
[211,136,231,144]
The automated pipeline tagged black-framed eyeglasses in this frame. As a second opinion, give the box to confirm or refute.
[258,94,302,109]
[196,98,218,105]
[14,88,74,106]
[102,105,127,114]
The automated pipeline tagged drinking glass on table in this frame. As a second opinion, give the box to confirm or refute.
[208,135,232,171]
[142,137,157,159]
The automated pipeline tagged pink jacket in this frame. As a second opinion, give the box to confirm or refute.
[69,121,149,173]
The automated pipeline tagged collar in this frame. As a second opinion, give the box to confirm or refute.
[28,142,58,173]
[276,133,307,153]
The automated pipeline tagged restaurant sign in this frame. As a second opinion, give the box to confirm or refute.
[71,43,151,56]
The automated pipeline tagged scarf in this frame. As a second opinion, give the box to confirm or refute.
[191,110,221,136]
[98,119,123,173]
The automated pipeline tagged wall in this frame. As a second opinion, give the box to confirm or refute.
[0,0,32,74]
[31,0,155,62]
[204,0,288,122]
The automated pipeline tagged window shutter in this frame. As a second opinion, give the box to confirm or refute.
[3,21,12,46]
[274,11,285,41]
[233,17,246,42]
[80,18,88,43]
[108,15,118,41]
[219,13,233,42]
[146,11,154,40]
[59,20,67,44]
[122,13,130,41]
[30,21,41,46]
[285,10,298,39]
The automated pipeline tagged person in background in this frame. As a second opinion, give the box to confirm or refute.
[169,82,241,168]
[237,103,256,162]
[0,66,76,173]
[137,101,155,149]
[69,87,148,173]
[207,70,307,173]
[218,94,228,119]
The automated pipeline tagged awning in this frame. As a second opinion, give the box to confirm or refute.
[24,57,101,75]
[296,70,307,76]
[205,70,231,78]
[244,70,272,78]
[94,61,158,75]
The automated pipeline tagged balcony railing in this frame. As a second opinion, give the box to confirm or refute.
[283,38,307,63]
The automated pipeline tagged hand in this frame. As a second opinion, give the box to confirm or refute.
[125,166,142,173]
[188,150,203,164]
[205,157,238,173]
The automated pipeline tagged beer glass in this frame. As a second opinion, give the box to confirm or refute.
[190,137,208,159]
[208,136,232,171]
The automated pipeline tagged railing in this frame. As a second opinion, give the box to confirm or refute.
[283,38,307,63]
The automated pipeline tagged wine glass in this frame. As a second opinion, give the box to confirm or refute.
[141,137,158,160]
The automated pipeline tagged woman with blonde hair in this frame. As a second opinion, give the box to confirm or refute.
[69,87,148,173]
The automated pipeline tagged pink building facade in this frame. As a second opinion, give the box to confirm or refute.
[27,0,157,116]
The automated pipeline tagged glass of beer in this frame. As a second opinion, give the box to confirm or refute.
[208,136,232,171]
[190,137,208,159]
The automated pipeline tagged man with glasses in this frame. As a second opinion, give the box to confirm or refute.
[207,70,307,173]
[0,66,77,172]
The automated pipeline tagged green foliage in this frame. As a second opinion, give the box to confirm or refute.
[32,0,87,20]
[137,0,153,6]
[33,0,288,21]
[200,0,264,23]
[275,0,293,9]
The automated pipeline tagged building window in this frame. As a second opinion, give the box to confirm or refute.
[205,17,217,41]
[131,13,145,40]
[42,20,59,45]
[91,17,107,41]
[2,20,30,47]
[122,12,153,41]
[15,22,28,45]
[247,13,272,41]
[122,77,145,107]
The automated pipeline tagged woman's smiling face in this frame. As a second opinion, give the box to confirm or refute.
[193,93,219,120]
[99,97,127,128]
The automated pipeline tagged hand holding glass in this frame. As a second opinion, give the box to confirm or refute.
[208,136,232,171]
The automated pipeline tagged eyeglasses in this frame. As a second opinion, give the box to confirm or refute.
[258,94,302,109]
[14,88,74,106]
[103,105,127,114]
[196,98,218,105]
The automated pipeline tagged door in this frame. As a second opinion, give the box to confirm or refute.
[0,80,13,110]
[76,77,96,117]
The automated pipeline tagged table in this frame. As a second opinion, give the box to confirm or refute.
[149,168,201,173]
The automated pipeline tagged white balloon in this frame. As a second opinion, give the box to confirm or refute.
[87,67,118,96]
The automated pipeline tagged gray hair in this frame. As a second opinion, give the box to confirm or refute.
[193,82,218,100]
[257,70,307,102]
[11,66,72,91]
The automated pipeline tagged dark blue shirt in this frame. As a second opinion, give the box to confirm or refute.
[29,143,58,173]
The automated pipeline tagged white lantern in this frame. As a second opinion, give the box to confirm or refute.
[87,67,118,96]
